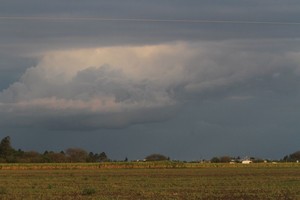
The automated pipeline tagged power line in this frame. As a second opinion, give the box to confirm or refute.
[0,16,300,26]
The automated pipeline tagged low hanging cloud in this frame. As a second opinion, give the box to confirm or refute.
[0,41,299,130]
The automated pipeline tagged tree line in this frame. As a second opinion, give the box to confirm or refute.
[0,136,109,163]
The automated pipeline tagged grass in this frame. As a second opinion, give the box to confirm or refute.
[0,163,299,199]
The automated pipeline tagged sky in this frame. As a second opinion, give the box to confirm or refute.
[1,0,300,160]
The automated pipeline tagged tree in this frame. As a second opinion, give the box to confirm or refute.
[290,151,300,161]
[144,154,169,161]
[87,152,99,162]
[210,157,220,163]
[42,151,67,163]
[219,156,231,163]
[210,156,233,163]
[66,148,88,162]
[99,152,109,162]
[0,136,15,159]
[21,151,43,163]
[283,151,300,162]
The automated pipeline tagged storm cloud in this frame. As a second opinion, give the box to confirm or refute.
[1,41,300,130]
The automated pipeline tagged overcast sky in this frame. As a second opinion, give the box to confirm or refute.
[1,0,300,160]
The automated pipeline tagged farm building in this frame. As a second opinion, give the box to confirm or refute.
[242,160,252,164]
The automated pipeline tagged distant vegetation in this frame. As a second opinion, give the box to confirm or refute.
[0,136,109,163]
[144,153,170,161]
[0,136,299,163]
[283,151,300,162]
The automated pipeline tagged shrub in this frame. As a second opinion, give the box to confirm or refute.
[145,154,169,161]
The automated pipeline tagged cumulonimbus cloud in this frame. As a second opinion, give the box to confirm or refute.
[0,41,299,129]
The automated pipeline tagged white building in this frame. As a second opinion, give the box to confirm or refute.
[242,160,252,164]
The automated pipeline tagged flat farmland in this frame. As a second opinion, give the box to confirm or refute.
[0,163,300,199]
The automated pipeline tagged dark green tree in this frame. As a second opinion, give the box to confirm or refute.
[0,136,15,160]
[144,154,169,161]
[99,152,109,162]
[87,152,99,162]
[283,151,300,162]
[210,157,220,163]
[66,148,88,162]
[219,156,232,163]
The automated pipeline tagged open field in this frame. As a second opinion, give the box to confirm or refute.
[0,163,300,199]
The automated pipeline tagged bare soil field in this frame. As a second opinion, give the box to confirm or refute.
[0,163,299,199]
